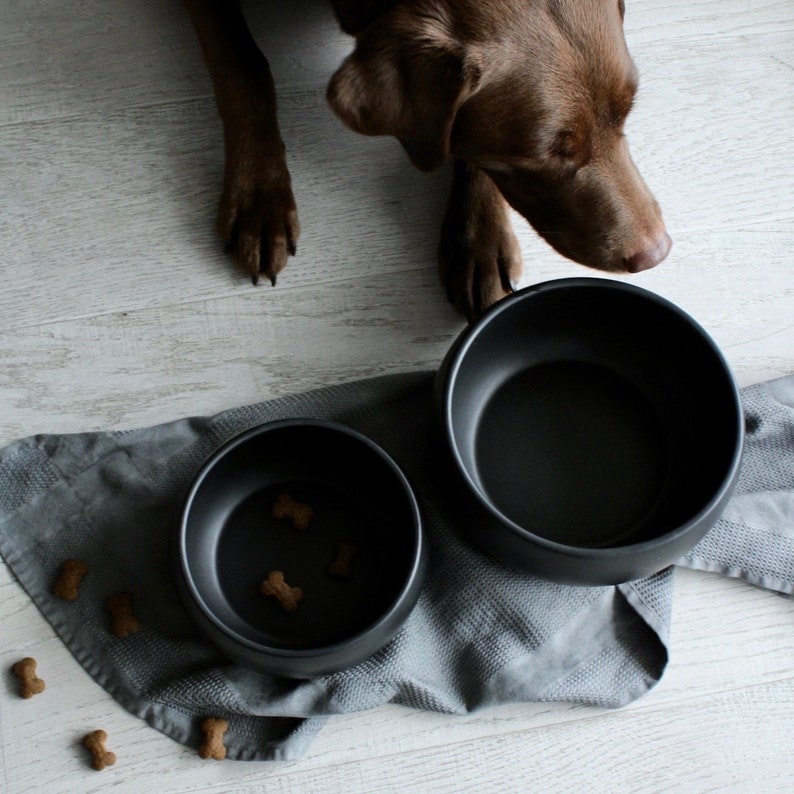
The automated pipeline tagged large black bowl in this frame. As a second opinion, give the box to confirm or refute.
[434,278,743,585]
[176,420,425,677]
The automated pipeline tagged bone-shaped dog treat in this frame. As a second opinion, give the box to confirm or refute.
[260,570,303,612]
[198,717,229,760]
[328,543,356,578]
[83,729,116,771]
[52,558,89,601]
[271,492,313,530]
[105,591,142,638]
[12,657,45,699]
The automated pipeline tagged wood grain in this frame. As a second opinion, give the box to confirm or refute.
[0,0,792,791]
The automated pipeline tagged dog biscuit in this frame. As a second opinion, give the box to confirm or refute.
[260,570,303,612]
[328,543,355,578]
[198,717,229,760]
[52,558,89,601]
[105,591,142,638]
[83,729,116,771]
[11,657,45,699]
[272,492,313,530]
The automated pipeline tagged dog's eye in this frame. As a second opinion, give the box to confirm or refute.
[550,129,591,168]
[610,110,628,129]
[551,130,575,159]
[618,0,626,20]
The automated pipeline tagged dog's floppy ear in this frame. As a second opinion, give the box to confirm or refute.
[327,13,481,172]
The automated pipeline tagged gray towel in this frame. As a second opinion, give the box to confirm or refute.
[0,372,791,761]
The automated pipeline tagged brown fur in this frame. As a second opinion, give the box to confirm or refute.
[183,0,670,319]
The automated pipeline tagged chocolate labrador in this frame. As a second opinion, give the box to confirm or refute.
[182,0,671,319]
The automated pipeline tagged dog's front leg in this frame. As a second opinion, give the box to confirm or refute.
[439,161,523,321]
[182,0,298,285]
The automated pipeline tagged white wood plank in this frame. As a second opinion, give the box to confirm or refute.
[0,0,792,791]
[0,90,450,329]
[624,0,794,43]
[1,20,791,333]
[0,226,790,449]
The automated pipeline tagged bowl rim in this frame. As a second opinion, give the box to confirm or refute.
[440,276,745,560]
[177,418,425,660]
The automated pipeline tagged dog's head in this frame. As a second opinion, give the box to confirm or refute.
[327,0,670,273]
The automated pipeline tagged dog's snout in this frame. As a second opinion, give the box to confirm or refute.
[624,230,672,273]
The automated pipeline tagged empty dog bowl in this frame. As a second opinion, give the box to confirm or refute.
[176,419,425,677]
[434,278,743,585]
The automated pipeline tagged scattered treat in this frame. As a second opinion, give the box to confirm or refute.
[198,717,229,760]
[260,570,303,612]
[328,543,356,578]
[105,591,142,638]
[11,657,45,699]
[83,729,116,771]
[271,492,313,530]
[52,558,89,601]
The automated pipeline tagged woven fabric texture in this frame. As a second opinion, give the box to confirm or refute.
[0,372,791,760]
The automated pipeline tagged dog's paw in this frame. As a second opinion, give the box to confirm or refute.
[439,223,522,321]
[216,150,300,286]
[439,164,522,321]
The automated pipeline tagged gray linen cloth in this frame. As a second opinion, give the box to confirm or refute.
[0,372,792,761]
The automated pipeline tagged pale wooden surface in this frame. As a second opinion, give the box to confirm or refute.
[1,0,792,791]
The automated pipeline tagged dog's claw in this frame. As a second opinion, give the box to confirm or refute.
[215,148,300,291]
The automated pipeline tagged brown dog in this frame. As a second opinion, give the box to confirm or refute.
[182,0,670,319]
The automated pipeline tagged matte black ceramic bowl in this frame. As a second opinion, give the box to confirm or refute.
[176,420,425,677]
[435,278,743,585]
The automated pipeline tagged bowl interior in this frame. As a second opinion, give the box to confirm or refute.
[447,281,740,549]
[181,422,420,651]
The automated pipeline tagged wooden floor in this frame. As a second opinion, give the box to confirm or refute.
[1,0,792,790]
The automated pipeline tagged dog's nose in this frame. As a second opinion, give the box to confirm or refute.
[624,231,672,273]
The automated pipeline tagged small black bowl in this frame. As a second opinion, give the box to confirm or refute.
[434,278,743,585]
[176,419,425,677]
